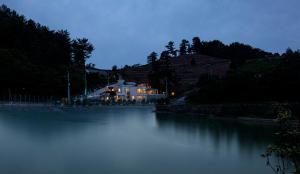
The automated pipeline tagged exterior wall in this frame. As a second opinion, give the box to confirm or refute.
[102,81,165,102]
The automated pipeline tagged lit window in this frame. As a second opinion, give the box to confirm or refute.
[137,88,142,94]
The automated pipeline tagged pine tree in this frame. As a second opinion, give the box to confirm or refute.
[191,37,202,54]
[165,41,177,57]
[147,52,158,64]
[179,39,190,56]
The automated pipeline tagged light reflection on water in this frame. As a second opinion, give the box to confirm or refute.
[0,106,275,174]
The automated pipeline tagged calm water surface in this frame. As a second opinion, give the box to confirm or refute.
[0,106,275,174]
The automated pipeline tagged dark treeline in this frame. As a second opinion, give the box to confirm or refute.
[0,5,94,98]
[145,37,276,96]
[188,48,300,103]
[156,37,276,68]
[147,50,178,96]
[146,37,300,102]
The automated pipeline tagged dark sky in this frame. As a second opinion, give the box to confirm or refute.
[2,0,300,69]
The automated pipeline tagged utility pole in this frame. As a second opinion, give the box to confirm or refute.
[8,89,11,103]
[165,78,168,98]
[84,64,88,97]
[107,73,110,86]
[67,70,71,105]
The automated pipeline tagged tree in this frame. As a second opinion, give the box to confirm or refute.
[190,57,196,65]
[71,38,94,95]
[0,5,90,97]
[110,65,119,82]
[283,48,300,60]
[191,37,202,54]
[71,38,94,66]
[262,106,300,174]
[147,51,158,64]
[147,52,160,90]
[165,41,177,57]
[179,39,190,56]
[159,51,171,71]
[159,51,174,94]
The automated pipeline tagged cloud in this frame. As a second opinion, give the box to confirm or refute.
[2,0,300,68]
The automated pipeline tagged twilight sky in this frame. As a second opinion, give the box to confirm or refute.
[2,0,300,69]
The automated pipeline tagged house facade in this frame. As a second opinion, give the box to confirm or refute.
[100,80,165,102]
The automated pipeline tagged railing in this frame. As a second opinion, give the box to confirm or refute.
[0,95,55,105]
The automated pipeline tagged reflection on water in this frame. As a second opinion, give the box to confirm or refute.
[155,114,276,158]
[0,106,275,174]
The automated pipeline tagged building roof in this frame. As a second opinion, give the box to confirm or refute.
[86,67,111,76]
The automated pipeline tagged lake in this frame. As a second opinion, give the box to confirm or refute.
[0,105,275,174]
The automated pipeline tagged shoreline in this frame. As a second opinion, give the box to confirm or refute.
[155,103,300,126]
[1,102,298,126]
[156,110,300,126]
[0,103,155,108]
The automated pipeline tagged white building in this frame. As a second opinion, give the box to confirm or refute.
[102,80,165,102]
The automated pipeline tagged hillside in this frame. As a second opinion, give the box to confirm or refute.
[188,50,300,103]
[120,54,231,94]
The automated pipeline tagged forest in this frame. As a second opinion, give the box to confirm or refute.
[187,48,300,103]
[0,5,94,98]
[145,37,300,103]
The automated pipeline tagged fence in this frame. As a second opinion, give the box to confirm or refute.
[0,94,55,105]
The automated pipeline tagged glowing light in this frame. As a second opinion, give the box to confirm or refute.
[137,88,143,94]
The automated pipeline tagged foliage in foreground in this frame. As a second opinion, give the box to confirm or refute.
[262,107,300,174]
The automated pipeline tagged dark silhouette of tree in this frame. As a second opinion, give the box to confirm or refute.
[0,5,96,98]
[179,39,190,56]
[110,65,119,82]
[159,51,171,75]
[71,38,94,95]
[190,57,196,65]
[147,52,161,90]
[201,40,226,58]
[72,38,94,66]
[148,51,173,92]
[191,37,202,54]
[165,41,177,57]
[283,48,300,59]
[147,51,158,64]
[187,48,300,103]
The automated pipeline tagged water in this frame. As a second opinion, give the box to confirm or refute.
[0,106,276,174]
